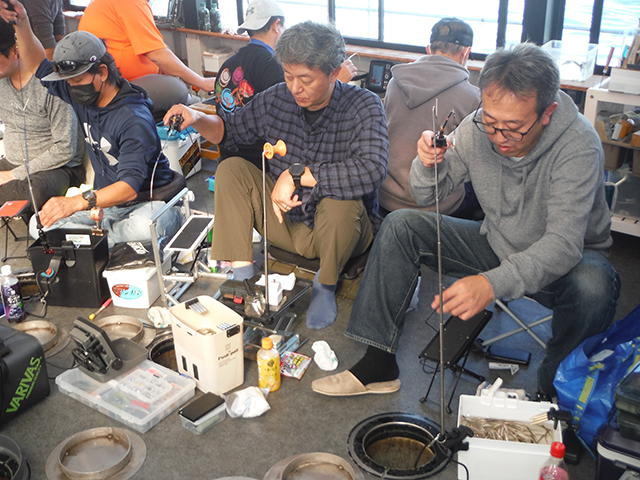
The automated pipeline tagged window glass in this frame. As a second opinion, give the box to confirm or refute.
[562,0,640,64]
[279,0,328,26]
[335,0,378,40]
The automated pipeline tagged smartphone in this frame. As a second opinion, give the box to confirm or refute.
[484,344,531,366]
[179,393,224,423]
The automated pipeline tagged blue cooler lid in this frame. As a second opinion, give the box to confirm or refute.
[156,123,198,141]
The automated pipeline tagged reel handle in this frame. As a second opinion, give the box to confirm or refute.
[263,140,287,159]
[169,114,184,133]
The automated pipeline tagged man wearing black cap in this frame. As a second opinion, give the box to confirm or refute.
[1,1,183,248]
[0,18,84,212]
[379,17,481,218]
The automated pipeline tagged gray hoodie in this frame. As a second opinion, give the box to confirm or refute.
[379,55,480,212]
[410,90,612,301]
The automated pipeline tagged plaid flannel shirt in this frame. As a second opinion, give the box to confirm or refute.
[219,81,389,235]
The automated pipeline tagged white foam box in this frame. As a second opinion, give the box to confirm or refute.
[169,295,244,395]
[56,359,195,433]
[457,395,562,480]
[609,68,640,95]
[103,256,170,309]
[203,49,232,72]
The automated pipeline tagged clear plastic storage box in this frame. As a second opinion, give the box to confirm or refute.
[56,359,195,433]
[179,402,226,435]
[541,40,598,81]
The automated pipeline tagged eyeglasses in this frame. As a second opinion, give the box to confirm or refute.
[52,60,95,73]
[472,104,541,142]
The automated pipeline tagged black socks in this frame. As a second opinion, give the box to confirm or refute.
[349,345,399,385]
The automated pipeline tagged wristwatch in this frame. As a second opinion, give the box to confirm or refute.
[82,190,97,210]
[289,163,304,189]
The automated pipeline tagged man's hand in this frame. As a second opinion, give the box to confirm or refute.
[163,104,201,131]
[337,59,357,83]
[0,171,16,186]
[431,275,494,320]
[271,169,303,224]
[39,195,86,228]
[417,130,450,168]
[0,0,24,25]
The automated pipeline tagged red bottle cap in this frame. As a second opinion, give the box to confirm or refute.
[550,441,566,458]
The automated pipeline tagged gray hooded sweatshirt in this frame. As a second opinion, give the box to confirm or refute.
[379,55,480,213]
[410,90,612,301]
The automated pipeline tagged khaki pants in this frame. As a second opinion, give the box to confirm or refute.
[211,157,372,285]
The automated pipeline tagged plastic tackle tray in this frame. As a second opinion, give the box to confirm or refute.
[56,359,195,433]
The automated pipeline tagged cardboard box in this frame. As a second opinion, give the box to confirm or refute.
[457,395,562,480]
[603,143,625,171]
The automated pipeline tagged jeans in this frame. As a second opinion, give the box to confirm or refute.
[29,202,183,249]
[345,209,620,395]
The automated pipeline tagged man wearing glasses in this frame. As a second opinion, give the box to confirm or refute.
[312,42,619,400]
[1,1,183,248]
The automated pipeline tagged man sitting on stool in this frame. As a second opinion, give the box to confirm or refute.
[312,43,619,398]
[165,21,388,330]
[1,1,184,248]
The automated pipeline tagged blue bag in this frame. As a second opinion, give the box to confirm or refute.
[554,303,640,448]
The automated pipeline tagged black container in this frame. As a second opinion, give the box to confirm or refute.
[615,361,640,415]
[27,229,109,308]
[0,326,50,425]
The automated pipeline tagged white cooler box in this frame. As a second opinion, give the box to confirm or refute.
[170,295,244,395]
[457,395,562,480]
[103,256,170,309]
[157,124,202,179]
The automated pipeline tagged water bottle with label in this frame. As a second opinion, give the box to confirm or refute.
[197,3,210,32]
[1,265,24,323]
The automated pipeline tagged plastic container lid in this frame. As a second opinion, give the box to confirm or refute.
[1,265,11,275]
[262,337,273,350]
[550,441,566,458]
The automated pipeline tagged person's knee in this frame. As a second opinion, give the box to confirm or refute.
[380,209,436,242]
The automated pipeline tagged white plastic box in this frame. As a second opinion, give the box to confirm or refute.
[56,359,196,433]
[102,256,170,309]
[157,125,202,179]
[203,49,232,72]
[170,296,244,395]
[541,40,597,81]
[457,395,562,480]
[609,68,640,95]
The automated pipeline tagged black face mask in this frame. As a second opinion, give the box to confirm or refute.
[69,77,101,107]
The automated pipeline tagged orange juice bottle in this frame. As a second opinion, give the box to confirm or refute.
[257,337,281,392]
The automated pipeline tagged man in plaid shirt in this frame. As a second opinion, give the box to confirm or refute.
[166,21,388,329]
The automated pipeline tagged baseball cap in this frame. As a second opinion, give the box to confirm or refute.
[430,18,473,47]
[42,30,107,81]
[237,0,285,34]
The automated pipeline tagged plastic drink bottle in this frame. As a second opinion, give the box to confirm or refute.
[257,337,281,392]
[1,265,23,323]
[197,3,210,31]
[210,1,221,32]
[539,442,569,480]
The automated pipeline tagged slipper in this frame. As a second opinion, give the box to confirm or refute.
[311,370,401,397]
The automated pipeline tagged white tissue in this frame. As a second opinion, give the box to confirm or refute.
[312,341,338,371]
[147,306,172,328]
[225,386,271,418]
[256,273,296,291]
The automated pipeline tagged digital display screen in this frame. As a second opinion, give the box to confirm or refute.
[371,63,384,87]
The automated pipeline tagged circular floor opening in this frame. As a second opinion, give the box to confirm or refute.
[147,331,178,372]
[347,413,450,480]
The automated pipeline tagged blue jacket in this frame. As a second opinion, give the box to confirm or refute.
[36,59,173,194]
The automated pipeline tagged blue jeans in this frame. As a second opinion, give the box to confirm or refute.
[345,209,620,395]
[30,202,183,249]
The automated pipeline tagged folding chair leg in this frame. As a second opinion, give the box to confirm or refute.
[490,299,550,348]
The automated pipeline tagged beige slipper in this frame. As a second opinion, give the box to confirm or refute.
[311,370,401,396]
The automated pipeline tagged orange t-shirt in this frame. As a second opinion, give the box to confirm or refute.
[78,0,166,81]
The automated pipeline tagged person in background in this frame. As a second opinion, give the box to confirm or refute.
[78,0,213,113]
[22,0,64,60]
[312,43,619,399]
[165,21,387,331]
[215,0,356,169]
[1,1,184,248]
[0,18,85,212]
[379,17,481,219]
